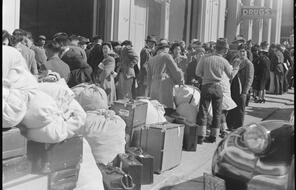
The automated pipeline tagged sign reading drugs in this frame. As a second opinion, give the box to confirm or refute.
[241,6,276,19]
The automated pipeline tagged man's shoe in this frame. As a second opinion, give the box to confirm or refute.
[197,136,204,144]
[204,135,216,143]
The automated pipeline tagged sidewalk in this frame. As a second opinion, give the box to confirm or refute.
[142,89,294,190]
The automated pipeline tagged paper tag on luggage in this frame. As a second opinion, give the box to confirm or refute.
[119,109,130,117]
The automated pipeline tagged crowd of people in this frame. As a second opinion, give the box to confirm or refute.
[2,29,294,144]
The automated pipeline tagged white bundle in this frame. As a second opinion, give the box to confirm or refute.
[137,98,167,125]
[174,85,200,107]
[83,109,126,164]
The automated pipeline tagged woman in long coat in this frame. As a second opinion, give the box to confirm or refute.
[97,42,116,105]
[147,42,184,109]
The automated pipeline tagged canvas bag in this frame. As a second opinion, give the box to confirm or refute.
[72,83,108,111]
[83,109,126,164]
[3,86,28,128]
[137,98,167,125]
[173,85,201,107]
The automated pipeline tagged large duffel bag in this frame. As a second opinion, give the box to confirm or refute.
[2,127,27,160]
[83,110,126,165]
[27,135,83,174]
[139,122,184,173]
[71,83,108,111]
[173,85,200,107]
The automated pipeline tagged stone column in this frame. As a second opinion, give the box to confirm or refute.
[159,0,171,39]
[239,0,253,40]
[270,0,282,44]
[252,0,264,44]
[225,0,240,42]
[262,0,273,43]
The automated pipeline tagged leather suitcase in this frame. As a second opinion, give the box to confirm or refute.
[3,155,32,183]
[139,122,184,173]
[113,153,143,190]
[27,135,83,174]
[126,147,154,185]
[49,166,80,190]
[3,174,48,190]
[2,127,27,160]
[175,117,198,151]
[97,163,135,190]
[111,99,148,134]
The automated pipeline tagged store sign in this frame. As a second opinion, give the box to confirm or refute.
[241,6,276,19]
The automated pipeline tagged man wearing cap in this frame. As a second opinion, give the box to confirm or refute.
[147,41,184,108]
[117,40,139,99]
[137,35,157,96]
[195,38,240,144]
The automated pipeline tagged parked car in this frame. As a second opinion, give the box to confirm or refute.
[212,120,294,190]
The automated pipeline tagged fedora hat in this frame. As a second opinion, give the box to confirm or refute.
[156,41,170,51]
[232,35,246,44]
[145,35,157,44]
[215,38,229,49]
[38,35,46,40]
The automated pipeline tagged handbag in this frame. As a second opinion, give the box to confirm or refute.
[97,163,135,190]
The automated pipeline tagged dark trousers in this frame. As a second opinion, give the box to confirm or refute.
[196,83,223,136]
[283,70,289,93]
[226,94,247,130]
[274,73,284,95]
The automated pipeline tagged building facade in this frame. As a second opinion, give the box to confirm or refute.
[3,0,291,55]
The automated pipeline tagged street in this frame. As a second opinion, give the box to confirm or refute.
[142,89,294,190]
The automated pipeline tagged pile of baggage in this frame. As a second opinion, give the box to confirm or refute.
[3,46,215,190]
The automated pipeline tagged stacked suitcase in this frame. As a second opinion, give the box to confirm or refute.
[3,127,31,183]
[27,135,83,190]
[111,99,148,148]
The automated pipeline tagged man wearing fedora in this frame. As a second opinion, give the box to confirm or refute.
[117,40,139,99]
[195,38,240,144]
[137,35,157,96]
[147,41,184,109]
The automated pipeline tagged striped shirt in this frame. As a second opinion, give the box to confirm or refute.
[195,53,239,85]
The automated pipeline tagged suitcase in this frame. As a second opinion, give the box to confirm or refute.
[3,174,48,190]
[139,122,184,173]
[113,153,143,190]
[111,99,148,134]
[126,147,154,185]
[98,163,135,190]
[27,135,83,174]
[2,127,27,160]
[49,166,80,190]
[3,155,32,183]
[175,117,198,151]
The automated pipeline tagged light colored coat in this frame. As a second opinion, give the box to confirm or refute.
[147,52,184,108]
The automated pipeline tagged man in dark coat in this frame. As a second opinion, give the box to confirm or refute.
[137,35,157,96]
[117,40,139,99]
[54,34,92,87]
[279,44,293,93]
[226,45,254,130]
